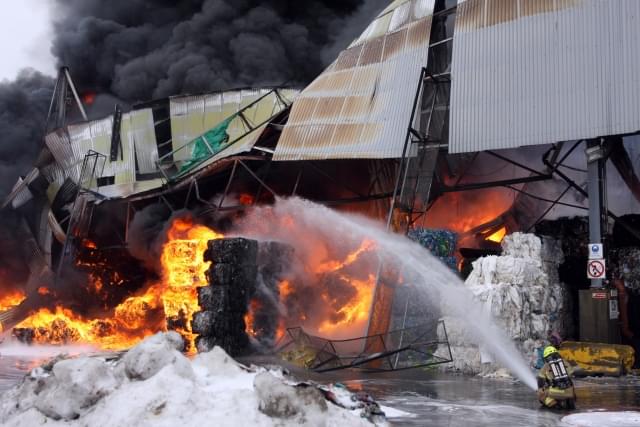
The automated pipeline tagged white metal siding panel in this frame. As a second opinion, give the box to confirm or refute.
[274,0,435,161]
[45,130,78,182]
[450,0,640,153]
[123,108,158,174]
[169,90,265,162]
[8,177,34,209]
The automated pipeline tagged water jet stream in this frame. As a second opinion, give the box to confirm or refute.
[237,198,538,390]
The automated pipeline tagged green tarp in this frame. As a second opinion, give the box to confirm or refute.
[179,116,233,174]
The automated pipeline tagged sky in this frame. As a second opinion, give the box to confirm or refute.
[0,0,56,81]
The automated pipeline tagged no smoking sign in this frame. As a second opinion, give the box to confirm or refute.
[587,259,606,279]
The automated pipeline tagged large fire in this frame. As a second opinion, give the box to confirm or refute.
[422,190,513,234]
[5,212,378,350]
[11,217,222,351]
[317,274,375,335]
[159,218,223,350]
[0,291,26,312]
[275,238,378,339]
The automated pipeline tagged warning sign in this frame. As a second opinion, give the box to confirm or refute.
[587,259,606,279]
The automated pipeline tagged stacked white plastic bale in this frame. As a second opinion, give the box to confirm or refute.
[437,233,573,374]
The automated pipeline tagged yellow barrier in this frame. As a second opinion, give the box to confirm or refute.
[559,341,635,376]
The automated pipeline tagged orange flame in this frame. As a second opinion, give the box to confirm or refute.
[14,217,223,352]
[15,304,158,350]
[486,227,507,243]
[244,299,261,338]
[422,190,512,233]
[0,290,26,311]
[159,217,223,350]
[316,239,375,274]
[317,274,375,335]
[11,212,382,350]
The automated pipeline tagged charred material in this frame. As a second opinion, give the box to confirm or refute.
[194,238,258,356]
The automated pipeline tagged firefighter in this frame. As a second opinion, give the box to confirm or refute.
[536,345,576,410]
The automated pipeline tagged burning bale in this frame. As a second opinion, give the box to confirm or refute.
[194,238,258,356]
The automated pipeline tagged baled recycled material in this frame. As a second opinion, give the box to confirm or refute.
[435,233,573,375]
[407,228,458,258]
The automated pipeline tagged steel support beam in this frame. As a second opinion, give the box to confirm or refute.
[586,140,606,288]
[440,174,551,193]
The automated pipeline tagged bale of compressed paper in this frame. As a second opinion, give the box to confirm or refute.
[407,228,458,258]
[204,238,258,265]
[206,264,258,291]
[195,238,260,356]
[436,233,573,375]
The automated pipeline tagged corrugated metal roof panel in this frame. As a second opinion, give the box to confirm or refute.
[8,177,34,209]
[163,88,298,179]
[449,0,640,153]
[64,116,139,185]
[45,130,78,182]
[41,163,66,186]
[169,90,267,162]
[123,109,158,175]
[274,0,434,161]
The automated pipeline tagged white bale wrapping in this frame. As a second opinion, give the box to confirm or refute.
[438,233,573,375]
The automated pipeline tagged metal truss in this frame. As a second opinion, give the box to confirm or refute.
[277,320,453,373]
[156,89,293,183]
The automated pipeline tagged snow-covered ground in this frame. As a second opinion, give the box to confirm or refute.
[562,411,640,426]
[1,344,638,426]
[0,332,392,426]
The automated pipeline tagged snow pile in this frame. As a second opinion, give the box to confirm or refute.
[0,332,384,427]
[437,233,573,375]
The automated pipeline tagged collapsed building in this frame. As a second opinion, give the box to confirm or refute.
[2,0,640,369]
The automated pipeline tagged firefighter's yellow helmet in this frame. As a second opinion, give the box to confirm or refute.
[543,346,558,359]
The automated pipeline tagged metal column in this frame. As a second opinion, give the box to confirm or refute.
[586,139,606,288]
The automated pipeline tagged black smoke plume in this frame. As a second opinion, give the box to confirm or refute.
[0,70,54,285]
[51,0,388,102]
[0,0,385,287]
